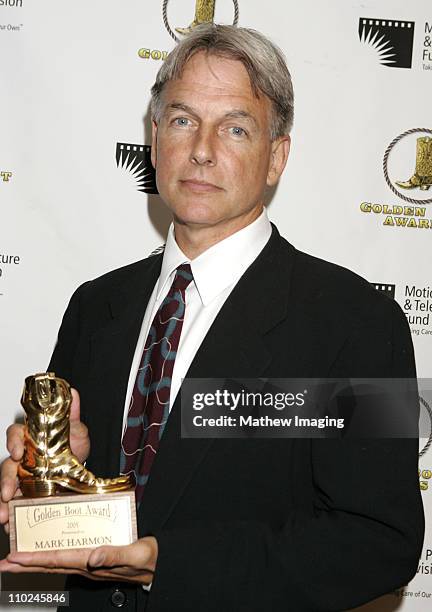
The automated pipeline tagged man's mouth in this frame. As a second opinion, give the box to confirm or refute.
[180,179,222,192]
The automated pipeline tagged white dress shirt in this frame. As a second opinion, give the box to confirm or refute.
[122,208,272,434]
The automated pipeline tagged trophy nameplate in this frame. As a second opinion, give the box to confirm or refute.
[9,491,137,553]
[9,373,137,553]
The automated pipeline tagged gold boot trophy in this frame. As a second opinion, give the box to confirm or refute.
[396,136,432,191]
[9,373,137,552]
[176,0,215,35]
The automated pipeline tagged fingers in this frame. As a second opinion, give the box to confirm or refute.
[0,496,10,531]
[87,540,153,570]
[3,550,129,581]
[69,421,90,464]
[69,388,81,422]
[7,548,91,569]
[0,557,94,578]
[3,548,153,584]
[1,458,20,504]
[1,456,22,532]
[68,388,90,462]
[6,424,24,462]
[0,558,139,582]
[2,422,25,533]
[70,419,89,440]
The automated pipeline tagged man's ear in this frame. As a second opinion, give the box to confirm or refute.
[266,135,291,187]
[151,119,158,168]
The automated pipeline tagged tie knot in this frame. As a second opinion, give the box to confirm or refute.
[172,263,193,292]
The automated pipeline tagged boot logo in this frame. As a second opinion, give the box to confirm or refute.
[162,0,239,43]
[358,17,415,69]
[383,128,432,205]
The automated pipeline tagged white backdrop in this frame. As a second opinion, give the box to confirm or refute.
[1,1,431,609]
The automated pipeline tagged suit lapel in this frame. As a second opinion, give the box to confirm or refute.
[139,225,296,533]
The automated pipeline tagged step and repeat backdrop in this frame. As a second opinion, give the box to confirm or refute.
[1,1,431,609]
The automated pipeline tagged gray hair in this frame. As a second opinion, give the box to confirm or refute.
[150,24,294,140]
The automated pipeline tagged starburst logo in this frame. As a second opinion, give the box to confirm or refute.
[358,17,415,68]
[115,143,158,194]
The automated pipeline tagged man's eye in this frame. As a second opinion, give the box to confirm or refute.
[229,126,247,137]
[173,117,190,127]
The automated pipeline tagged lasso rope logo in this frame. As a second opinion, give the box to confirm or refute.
[419,395,432,492]
[360,129,432,229]
[383,129,432,206]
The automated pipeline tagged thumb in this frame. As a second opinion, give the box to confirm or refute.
[70,388,81,422]
[87,542,149,569]
[88,546,125,568]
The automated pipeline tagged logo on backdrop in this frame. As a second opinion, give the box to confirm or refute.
[138,1,239,60]
[371,283,396,299]
[424,23,432,70]
[366,287,432,491]
[419,394,432,493]
[0,253,21,298]
[403,284,432,337]
[416,548,432,580]
[138,48,169,61]
[383,128,432,205]
[358,17,415,68]
[369,282,432,341]
[115,143,158,194]
[1,170,12,182]
[0,0,23,8]
[359,128,432,230]
[163,0,239,42]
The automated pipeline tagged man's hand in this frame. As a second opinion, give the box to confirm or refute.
[0,537,158,586]
[0,388,90,533]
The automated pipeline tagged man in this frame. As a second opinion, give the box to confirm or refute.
[0,24,424,611]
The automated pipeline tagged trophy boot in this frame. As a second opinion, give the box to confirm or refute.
[175,0,215,35]
[396,136,432,190]
[18,373,134,497]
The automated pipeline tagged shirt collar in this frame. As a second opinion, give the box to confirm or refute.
[156,207,272,306]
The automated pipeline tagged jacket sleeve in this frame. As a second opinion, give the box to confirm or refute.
[148,298,425,612]
[47,282,91,396]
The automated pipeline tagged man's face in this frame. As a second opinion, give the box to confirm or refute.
[151,52,289,229]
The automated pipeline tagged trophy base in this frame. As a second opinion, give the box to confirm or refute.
[9,491,137,553]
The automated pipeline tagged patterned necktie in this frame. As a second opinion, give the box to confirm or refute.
[120,263,193,505]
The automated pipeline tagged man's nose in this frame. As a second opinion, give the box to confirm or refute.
[189,126,216,166]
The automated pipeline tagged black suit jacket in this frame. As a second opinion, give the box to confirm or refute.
[49,224,424,611]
